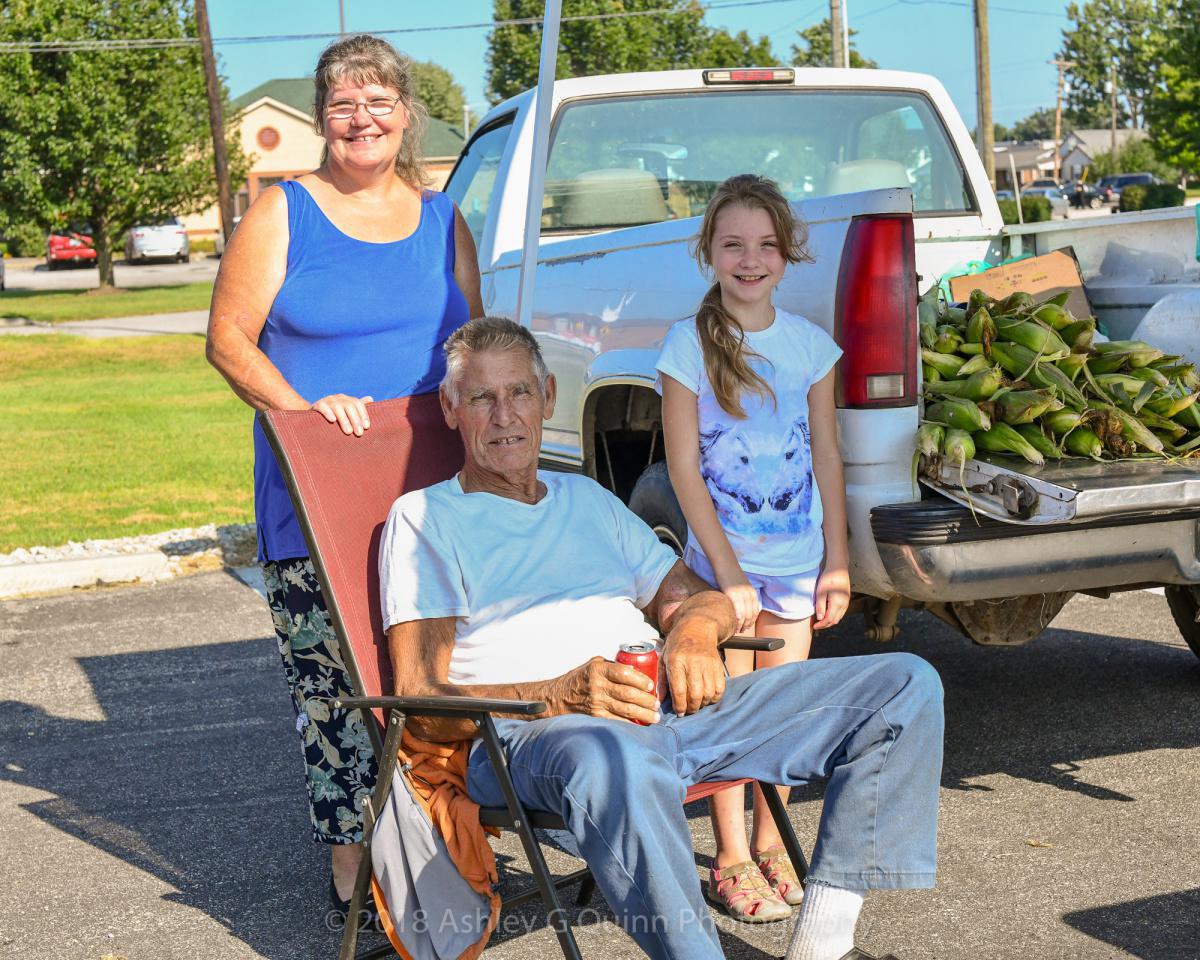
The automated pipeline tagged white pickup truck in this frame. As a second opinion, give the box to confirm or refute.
[443,65,1200,657]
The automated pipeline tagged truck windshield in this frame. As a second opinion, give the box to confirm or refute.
[542,89,975,232]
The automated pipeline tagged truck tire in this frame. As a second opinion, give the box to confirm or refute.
[948,592,1073,646]
[1162,586,1200,660]
[628,461,686,556]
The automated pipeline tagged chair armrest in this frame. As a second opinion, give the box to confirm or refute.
[333,694,547,716]
[719,635,784,652]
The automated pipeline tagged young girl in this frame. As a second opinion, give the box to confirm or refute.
[656,174,851,923]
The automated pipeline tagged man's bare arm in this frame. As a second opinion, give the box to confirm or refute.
[643,560,738,715]
[388,618,661,742]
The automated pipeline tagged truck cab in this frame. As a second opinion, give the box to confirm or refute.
[444,67,1200,655]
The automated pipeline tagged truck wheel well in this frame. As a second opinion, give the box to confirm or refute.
[583,384,663,503]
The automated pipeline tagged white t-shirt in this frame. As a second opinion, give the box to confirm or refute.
[379,472,679,686]
[654,308,842,574]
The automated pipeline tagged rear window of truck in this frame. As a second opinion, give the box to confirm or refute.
[541,89,976,231]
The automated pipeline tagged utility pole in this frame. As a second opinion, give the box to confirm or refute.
[973,0,995,186]
[195,0,234,243]
[1051,58,1075,182]
[338,0,345,34]
[830,0,846,68]
[841,0,850,67]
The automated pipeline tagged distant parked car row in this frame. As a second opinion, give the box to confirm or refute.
[1095,172,1163,206]
[997,173,1168,214]
[993,184,1069,219]
[44,217,190,270]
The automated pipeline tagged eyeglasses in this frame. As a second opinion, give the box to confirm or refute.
[325,96,402,121]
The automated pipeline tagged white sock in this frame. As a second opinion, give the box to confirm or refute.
[784,881,865,960]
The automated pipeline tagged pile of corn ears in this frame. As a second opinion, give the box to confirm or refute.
[916,286,1200,482]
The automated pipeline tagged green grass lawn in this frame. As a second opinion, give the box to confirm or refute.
[0,335,254,551]
[0,282,213,324]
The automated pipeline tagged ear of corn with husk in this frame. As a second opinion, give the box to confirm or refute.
[914,282,1200,475]
[1015,424,1064,460]
[975,423,1045,465]
[994,388,1064,425]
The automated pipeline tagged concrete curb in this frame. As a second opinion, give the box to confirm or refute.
[0,523,257,601]
[0,552,171,597]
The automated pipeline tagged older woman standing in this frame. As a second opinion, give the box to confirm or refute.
[206,34,481,911]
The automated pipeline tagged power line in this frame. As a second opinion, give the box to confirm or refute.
[0,0,803,53]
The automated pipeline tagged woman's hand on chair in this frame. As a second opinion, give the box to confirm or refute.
[312,394,374,436]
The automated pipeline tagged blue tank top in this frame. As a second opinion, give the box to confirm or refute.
[252,180,469,561]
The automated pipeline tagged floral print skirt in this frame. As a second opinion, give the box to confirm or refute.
[262,557,377,844]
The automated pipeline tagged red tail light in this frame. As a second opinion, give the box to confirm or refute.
[833,214,917,408]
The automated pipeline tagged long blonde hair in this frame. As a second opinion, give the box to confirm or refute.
[312,34,431,190]
[693,174,813,418]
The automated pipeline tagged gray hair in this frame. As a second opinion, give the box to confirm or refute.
[312,34,431,190]
[441,317,549,406]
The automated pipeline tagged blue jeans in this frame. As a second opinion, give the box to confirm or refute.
[467,652,944,960]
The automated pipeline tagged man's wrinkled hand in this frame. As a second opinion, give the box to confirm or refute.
[662,633,725,716]
[549,656,660,724]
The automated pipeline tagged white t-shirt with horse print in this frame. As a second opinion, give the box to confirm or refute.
[655,308,842,575]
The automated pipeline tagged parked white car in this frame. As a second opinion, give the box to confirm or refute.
[124,216,189,263]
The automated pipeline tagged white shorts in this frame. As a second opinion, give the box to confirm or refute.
[684,547,820,621]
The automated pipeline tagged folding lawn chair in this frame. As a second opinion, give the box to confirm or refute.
[259,394,809,960]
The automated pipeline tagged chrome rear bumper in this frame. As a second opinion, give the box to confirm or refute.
[872,500,1200,602]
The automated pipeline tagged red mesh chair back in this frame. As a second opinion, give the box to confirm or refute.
[259,394,463,724]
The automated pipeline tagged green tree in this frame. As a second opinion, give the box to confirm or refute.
[790,19,877,68]
[0,0,247,287]
[1010,107,1057,142]
[409,59,468,129]
[1090,136,1178,179]
[485,0,779,104]
[1146,0,1200,174]
[702,28,780,67]
[979,122,1012,142]
[1060,0,1171,130]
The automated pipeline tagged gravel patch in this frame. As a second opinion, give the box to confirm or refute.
[0,522,258,576]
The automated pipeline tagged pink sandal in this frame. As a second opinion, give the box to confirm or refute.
[707,860,792,923]
[754,844,805,905]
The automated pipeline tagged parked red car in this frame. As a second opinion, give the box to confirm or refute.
[46,226,97,269]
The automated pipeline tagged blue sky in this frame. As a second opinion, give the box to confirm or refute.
[207,0,1076,130]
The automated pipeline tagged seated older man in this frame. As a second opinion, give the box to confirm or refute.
[379,317,943,960]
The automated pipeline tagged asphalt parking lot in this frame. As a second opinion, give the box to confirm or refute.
[2,256,218,292]
[0,572,1196,960]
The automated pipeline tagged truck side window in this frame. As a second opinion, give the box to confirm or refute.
[443,115,515,248]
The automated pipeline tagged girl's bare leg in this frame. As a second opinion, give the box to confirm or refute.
[709,645,754,866]
[749,610,812,854]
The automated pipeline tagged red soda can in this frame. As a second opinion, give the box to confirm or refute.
[616,642,659,724]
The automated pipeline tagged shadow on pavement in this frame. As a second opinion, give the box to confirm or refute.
[1062,887,1200,959]
[0,635,377,959]
[0,599,1197,958]
[810,608,1200,801]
